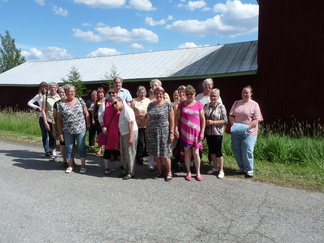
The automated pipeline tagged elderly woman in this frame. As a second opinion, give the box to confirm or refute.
[150,79,171,102]
[27,81,50,156]
[229,85,263,177]
[175,85,206,181]
[42,82,60,162]
[131,86,150,166]
[58,84,90,174]
[146,86,174,181]
[204,89,227,179]
[98,86,121,176]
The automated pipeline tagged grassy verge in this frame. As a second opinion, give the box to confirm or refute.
[0,108,323,192]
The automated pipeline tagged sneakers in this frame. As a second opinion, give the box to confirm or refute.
[207,167,219,174]
[246,171,254,177]
[65,167,73,173]
[49,156,56,162]
[236,169,245,175]
[217,171,225,179]
[80,168,87,174]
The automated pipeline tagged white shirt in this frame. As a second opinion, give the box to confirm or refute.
[196,93,223,106]
[28,94,44,117]
[119,105,138,135]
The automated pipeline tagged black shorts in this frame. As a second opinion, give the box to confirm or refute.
[104,149,120,160]
[206,135,223,157]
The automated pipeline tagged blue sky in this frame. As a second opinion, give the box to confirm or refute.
[0,0,259,61]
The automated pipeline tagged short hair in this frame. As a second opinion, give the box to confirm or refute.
[177,85,186,92]
[113,96,123,102]
[203,78,213,86]
[173,90,179,95]
[150,79,162,87]
[64,84,75,92]
[136,86,147,96]
[243,85,253,93]
[185,85,196,94]
[153,86,165,94]
[48,82,59,90]
[91,90,97,96]
[108,86,116,91]
[97,87,105,95]
[113,77,123,83]
[210,88,220,96]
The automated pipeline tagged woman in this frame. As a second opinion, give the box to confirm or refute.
[172,90,179,106]
[204,89,227,179]
[146,86,174,181]
[92,87,105,155]
[42,82,60,161]
[58,84,90,174]
[52,86,68,167]
[229,85,263,177]
[131,86,150,166]
[98,86,121,176]
[27,81,50,156]
[86,90,97,152]
[175,85,205,181]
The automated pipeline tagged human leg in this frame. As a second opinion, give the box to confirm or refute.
[75,131,87,169]
[184,147,192,178]
[39,117,50,153]
[64,132,75,172]
[48,122,57,159]
[241,135,257,173]
[231,133,244,171]
[161,157,172,181]
[192,147,202,179]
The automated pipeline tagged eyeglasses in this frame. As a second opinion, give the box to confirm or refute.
[113,101,118,105]
[108,92,115,95]
[185,93,194,96]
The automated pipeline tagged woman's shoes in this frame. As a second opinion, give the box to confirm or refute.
[196,176,203,181]
[65,167,73,173]
[104,168,111,175]
[207,167,219,174]
[218,171,225,179]
[80,168,87,174]
[185,176,192,181]
[165,175,172,182]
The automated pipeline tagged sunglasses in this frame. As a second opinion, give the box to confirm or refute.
[108,92,115,95]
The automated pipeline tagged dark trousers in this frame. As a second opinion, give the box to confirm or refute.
[136,128,147,159]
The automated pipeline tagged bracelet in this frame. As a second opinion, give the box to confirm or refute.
[169,131,174,134]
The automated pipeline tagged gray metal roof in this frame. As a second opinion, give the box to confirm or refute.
[0,40,257,86]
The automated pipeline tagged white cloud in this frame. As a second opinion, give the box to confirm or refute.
[21,47,73,61]
[178,42,198,49]
[34,0,45,6]
[129,43,144,50]
[145,15,173,26]
[73,0,126,8]
[73,24,159,43]
[166,0,258,37]
[185,1,206,11]
[53,6,69,16]
[87,48,120,57]
[129,0,156,11]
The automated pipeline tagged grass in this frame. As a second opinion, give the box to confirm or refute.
[1,108,324,192]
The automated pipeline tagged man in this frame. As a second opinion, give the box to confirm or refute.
[112,97,138,180]
[196,78,222,105]
[110,77,132,106]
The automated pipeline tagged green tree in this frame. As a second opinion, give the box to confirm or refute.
[102,64,119,90]
[0,30,26,73]
[61,66,89,98]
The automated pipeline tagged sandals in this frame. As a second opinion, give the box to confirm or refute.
[165,175,172,182]
[104,168,111,176]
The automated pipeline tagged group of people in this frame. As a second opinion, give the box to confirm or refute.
[28,77,263,180]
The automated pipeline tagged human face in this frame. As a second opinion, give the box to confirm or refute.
[65,88,75,100]
[210,92,219,103]
[185,92,195,102]
[97,91,104,100]
[112,99,123,111]
[49,84,58,95]
[204,82,213,91]
[108,88,117,101]
[138,90,147,100]
[114,78,122,90]
[154,91,164,101]
[91,92,97,101]
[151,81,160,90]
[242,88,252,101]
[58,88,66,99]
[41,85,48,95]
[173,93,179,101]
[178,90,186,101]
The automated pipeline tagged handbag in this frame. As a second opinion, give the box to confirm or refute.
[96,132,107,146]
[225,122,232,134]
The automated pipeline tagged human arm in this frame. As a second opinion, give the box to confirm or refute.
[174,104,180,139]
[41,96,50,131]
[128,120,134,145]
[83,105,91,130]
[57,111,64,142]
[27,95,41,111]
[169,108,175,143]
[199,109,206,141]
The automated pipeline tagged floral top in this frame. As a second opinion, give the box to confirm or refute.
[204,102,227,136]
[59,98,86,134]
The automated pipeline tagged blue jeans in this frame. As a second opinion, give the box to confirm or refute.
[231,123,257,172]
[39,117,50,153]
[64,131,87,158]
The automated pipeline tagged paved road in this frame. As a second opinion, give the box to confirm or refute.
[0,140,323,243]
